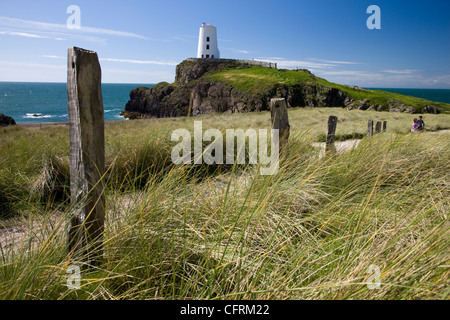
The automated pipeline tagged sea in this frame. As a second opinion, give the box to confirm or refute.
[0,82,154,124]
[366,88,450,104]
[0,82,449,124]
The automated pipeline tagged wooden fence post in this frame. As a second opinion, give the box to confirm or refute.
[326,115,338,153]
[270,98,290,149]
[375,121,382,134]
[383,121,387,132]
[368,120,373,137]
[67,47,105,265]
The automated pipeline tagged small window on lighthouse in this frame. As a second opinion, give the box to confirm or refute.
[206,37,210,42]
[206,45,210,50]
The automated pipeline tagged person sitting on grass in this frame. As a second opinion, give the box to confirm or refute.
[411,118,419,132]
[417,116,425,131]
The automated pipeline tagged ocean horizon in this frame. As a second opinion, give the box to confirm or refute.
[1,81,449,124]
[0,82,155,124]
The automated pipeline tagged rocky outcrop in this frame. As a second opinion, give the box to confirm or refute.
[124,79,355,119]
[423,105,439,114]
[0,114,16,127]
[123,59,445,119]
[175,59,243,85]
[124,61,354,119]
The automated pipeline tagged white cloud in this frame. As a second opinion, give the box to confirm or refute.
[100,58,178,66]
[42,55,178,66]
[433,74,450,86]
[257,58,337,69]
[0,16,148,41]
[314,68,450,88]
[42,55,65,59]
[256,57,363,69]
[223,47,250,54]
[170,36,195,43]
[232,49,249,54]
[382,69,421,74]
[0,60,66,82]
[308,58,363,65]
[258,57,285,60]
[0,60,64,69]
[317,70,377,76]
[0,31,48,38]
[0,58,175,83]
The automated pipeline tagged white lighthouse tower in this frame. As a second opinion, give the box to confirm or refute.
[197,23,220,59]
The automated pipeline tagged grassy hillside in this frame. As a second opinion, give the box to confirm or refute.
[206,65,450,112]
[206,66,314,94]
[0,109,449,300]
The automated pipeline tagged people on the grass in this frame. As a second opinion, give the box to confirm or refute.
[411,118,419,132]
[417,116,425,131]
[412,116,425,132]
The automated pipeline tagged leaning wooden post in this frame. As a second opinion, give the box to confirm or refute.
[375,121,382,134]
[383,121,387,132]
[67,47,105,266]
[367,120,374,137]
[270,98,290,149]
[326,115,338,153]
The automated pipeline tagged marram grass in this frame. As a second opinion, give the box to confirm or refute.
[0,118,448,299]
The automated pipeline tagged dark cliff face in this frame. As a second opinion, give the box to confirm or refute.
[123,59,356,119]
[272,84,350,109]
[124,84,188,118]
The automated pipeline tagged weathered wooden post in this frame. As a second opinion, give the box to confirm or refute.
[367,120,374,137]
[326,115,338,153]
[375,121,382,134]
[67,47,105,265]
[270,98,290,149]
[383,121,387,132]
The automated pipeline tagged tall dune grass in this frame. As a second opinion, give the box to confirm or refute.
[0,118,448,299]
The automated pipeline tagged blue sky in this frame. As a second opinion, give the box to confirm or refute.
[0,0,449,87]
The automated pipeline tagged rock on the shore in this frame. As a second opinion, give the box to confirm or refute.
[0,114,16,127]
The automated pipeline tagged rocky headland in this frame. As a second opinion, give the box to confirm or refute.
[122,59,448,119]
